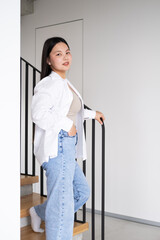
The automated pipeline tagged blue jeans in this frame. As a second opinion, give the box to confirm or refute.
[34,129,90,240]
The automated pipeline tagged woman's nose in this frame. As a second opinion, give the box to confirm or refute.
[64,53,68,60]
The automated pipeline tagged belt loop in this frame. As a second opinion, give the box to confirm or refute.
[59,129,62,138]
[62,129,64,137]
[60,129,64,137]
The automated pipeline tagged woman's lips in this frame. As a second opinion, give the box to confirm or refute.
[63,62,69,66]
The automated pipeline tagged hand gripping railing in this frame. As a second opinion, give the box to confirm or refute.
[20,57,105,240]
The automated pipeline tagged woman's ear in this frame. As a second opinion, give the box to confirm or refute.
[47,58,51,65]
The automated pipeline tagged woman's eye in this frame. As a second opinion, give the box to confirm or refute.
[56,53,61,56]
[66,52,70,54]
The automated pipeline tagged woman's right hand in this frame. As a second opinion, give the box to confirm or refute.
[68,124,77,136]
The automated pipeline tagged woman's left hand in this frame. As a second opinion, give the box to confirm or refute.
[95,111,105,125]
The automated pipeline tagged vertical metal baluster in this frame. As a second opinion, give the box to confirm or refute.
[101,123,105,240]
[83,160,86,223]
[74,158,77,222]
[84,120,86,138]
[83,120,87,223]
[40,166,44,196]
[74,212,77,221]
[20,59,22,173]
[32,68,36,176]
[92,119,95,240]
[25,63,29,175]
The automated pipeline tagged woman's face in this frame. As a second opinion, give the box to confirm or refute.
[47,42,72,77]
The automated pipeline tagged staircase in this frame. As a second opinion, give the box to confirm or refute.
[20,175,89,239]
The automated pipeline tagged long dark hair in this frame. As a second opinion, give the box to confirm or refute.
[41,37,70,79]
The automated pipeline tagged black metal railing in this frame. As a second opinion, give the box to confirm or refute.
[84,106,105,240]
[20,57,105,240]
[20,57,41,176]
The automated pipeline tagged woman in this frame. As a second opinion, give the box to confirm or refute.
[30,37,105,240]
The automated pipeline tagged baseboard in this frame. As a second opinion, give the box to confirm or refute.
[86,208,160,227]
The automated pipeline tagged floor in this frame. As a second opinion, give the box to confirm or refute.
[77,210,160,240]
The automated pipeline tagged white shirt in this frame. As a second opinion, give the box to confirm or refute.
[31,71,96,165]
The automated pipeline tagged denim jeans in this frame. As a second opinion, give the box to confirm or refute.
[34,129,90,240]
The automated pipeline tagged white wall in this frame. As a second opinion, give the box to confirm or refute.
[0,0,20,239]
[21,0,160,223]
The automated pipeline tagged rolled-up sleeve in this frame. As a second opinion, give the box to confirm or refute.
[84,108,96,120]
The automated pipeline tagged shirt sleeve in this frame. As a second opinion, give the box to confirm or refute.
[83,108,96,120]
[31,87,73,132]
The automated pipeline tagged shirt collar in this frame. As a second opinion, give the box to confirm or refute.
[49,71,67,82]
[49,71,83,102]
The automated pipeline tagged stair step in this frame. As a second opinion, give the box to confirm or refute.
[21,184,33,197]
[21,175,39,186]
[21,193,46,218]
[21,221,89,239]
[21,192,89,238]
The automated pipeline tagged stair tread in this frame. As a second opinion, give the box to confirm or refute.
[21,175,39,186]
[21,221,89,239]
[21,192,89,238]
[21,193,46,218]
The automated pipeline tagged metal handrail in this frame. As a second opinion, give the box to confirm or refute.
[84,105,105,240]
[20,57,105,240]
